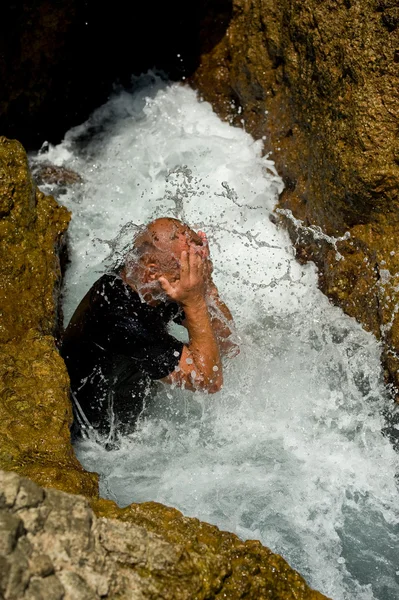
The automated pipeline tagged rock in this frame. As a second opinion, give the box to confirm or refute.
[25,575,64,600]
[32,163,83,186]
[0,137,98,497]
[0,470,328,600]
[191,0,399,399]
[30,162,83,198]
[0,512,24,555]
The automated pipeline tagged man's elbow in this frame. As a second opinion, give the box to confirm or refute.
[205,373,223,394]
[219,338,240,358]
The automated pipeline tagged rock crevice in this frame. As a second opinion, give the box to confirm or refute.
[0,137,97,496]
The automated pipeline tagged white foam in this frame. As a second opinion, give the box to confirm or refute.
[35,74,399,600]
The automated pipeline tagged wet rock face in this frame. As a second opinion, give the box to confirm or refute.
[0,137,67,341]
[0,470,328,600]
[192,0,399,396]
[31,162,83,199]
[0,470,200,600]
[0,137,97,496]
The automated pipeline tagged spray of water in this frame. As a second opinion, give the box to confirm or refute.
[33,74,399,600]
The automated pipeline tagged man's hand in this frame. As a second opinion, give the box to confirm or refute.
[159,246,223,394]
[196,231,217,294]
[158,247,207,308]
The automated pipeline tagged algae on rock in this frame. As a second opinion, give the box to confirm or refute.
[0,470,328,600]
[0,137,97,496]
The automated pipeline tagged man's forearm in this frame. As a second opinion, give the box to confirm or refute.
[206,285,239,357]
[184,299,223,390]
[159,245,227,392]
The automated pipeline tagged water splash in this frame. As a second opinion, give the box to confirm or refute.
[276,207,351,261]
[32,76,399,600]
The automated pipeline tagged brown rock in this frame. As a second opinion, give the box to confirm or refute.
[0,471,329,600]
[32,163,83,187]
[191,0,399,398]
[93,498,328,600]
[0,137,97,496]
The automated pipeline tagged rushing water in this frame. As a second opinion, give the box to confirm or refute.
[33,74,399,600]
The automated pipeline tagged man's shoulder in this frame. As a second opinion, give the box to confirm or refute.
[65,273,140,330]
[90,273,140,310]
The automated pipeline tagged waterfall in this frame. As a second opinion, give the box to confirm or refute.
[33,73,399,600]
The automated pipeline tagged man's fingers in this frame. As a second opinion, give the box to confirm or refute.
[178,250,189,285]
[158,276,174,297]
[189,248,206,289]
[180,250,189,274]
[189,246,195,270]
[189,246,202,274]
[197,231,210,258]
[197,230,207,243]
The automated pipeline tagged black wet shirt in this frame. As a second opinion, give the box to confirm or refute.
[61,274,184,436]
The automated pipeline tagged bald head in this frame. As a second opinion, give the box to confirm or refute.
[123,218,203,286]
[133,218,202,266]
[140,217,201,252]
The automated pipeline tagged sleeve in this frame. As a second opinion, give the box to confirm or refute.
[97,313,184,380]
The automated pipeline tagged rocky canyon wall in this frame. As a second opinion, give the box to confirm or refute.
[0,1,397,596]
[0,137,97,497]
[191,0,399,397]
[4,1,397,393]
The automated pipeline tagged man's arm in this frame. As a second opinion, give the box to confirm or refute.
[206,283,240,357]
[194,230,239,357]
[159,248,223,393]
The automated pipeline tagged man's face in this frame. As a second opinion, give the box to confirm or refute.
[154,225,205,282]
[170,226,203,256]
[131,221,210,299]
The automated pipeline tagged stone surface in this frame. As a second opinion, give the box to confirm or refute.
[0,3,392,594]
[31,163,83,187]
[0,470,328,600]
[0,137,97,496]
[30,162,83,199]
[191,0,399,398]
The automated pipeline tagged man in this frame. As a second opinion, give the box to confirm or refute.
[61,217,237,440]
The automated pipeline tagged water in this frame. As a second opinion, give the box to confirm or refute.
[33,73,399,600]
